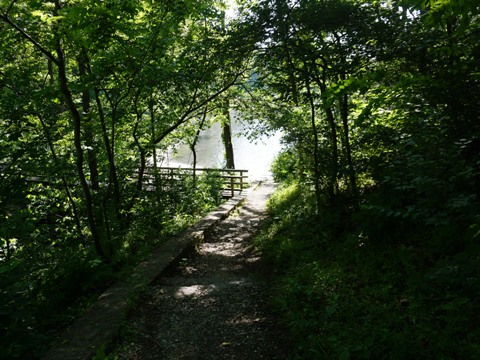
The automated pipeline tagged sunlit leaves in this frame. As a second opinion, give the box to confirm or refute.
[1,1,243,358]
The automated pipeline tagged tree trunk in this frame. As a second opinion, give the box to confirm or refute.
[128,98,147,213]
[222,99,235,169]
[47,59,55,85]
[339,77,358,204]
[312,68,339,203]
[93,88,122,223]
[191,106,208,189]
[108,104,122,219]
[55,38,107,261]
[78,49,99,190]
[305,75,322,214]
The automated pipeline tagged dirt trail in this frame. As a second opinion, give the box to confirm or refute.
[113,181,289,359]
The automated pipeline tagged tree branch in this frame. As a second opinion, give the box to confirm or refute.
[152,70,245,145]
[0,11,59,66]
[2,0,17,15]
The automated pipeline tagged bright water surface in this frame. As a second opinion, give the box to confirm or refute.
[161,118,283,181]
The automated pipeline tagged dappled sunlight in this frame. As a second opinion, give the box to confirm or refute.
[245,256,261,263]
[173,284,217,299]
[110,182,286,359]
[200,242,244,257]
[228,315,265,326]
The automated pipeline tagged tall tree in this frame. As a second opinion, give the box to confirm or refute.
[1,0,248,258]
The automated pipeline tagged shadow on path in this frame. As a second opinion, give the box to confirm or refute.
[113,181,290,359]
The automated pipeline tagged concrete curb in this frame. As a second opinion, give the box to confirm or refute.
[43,191,250,360]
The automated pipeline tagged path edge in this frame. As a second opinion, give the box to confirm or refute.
[42,186,257,360]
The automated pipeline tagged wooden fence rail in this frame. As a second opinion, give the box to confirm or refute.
[143,167,249,198]
[1,165,249,199]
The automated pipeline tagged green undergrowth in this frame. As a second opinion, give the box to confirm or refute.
[256,182,480,360]
[0,172,224,360]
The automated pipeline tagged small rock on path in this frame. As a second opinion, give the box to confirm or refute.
[112,181,290,359]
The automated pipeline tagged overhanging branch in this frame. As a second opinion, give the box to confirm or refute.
[0,11,59,66]
[152,69,246,145]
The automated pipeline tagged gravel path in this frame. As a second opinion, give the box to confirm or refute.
[112,181,290,359]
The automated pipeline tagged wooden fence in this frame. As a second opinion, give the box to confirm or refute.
[1,165,249,199]
[142,167,249,198]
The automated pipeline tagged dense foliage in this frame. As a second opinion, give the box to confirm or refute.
[257,181,480,359]
[0,0,242,358]
[1,0,479,358]
[242,0,480,358]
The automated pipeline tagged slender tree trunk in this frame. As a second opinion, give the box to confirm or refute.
[124,95,153,220]
[305,76,322,214]
[54,37,107,261]
[148,99,163,204]
[109,104,122,218]
[78,49,99,190]
[312,68,339,202]
[190,106,208,189]
[222,99,235,169]
[338,75,358,204]
[93,89,122,222]
[150,100,158,189]
[192,14,209,189]
[331,32,358,205]
[325,105,339,201]
[150,99,157,173]
[284,45,299,106]
[191,143,197,187]
[47,59,55,85]
[128,106,146,213]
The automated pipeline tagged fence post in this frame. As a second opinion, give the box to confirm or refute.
[240,171,244,193]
